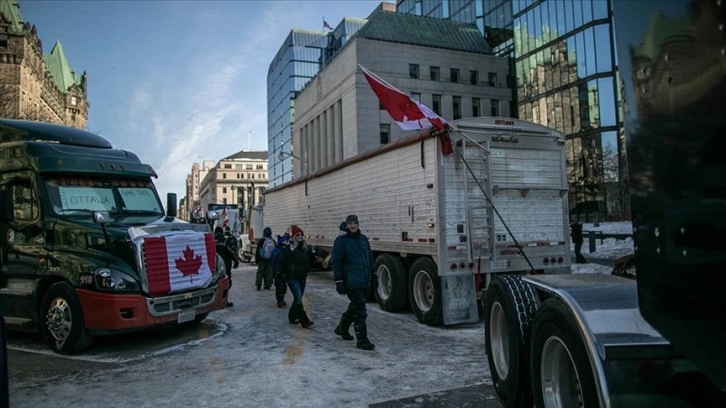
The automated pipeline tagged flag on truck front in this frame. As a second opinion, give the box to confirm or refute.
[144,233,215,296]
[359,65,453,154]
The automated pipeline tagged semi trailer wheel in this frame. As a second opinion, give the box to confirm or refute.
[484,275,540,408]
[530,298,598,408]
[40,282,94,354]
[408,257,442,325]
[374,254,408,312]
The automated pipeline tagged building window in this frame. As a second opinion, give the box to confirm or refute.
[0,34,7,48]
[222,173,227,179]
[488,72,498,87]
[452,96,462,120]
[409,64,420,79]
[469,70,479,85]
[472,98,481,117]
[411,92,421,102]
[450,68,460,83]
[224,164,232,169]
[491,100,500,116]
[430,66,440,81]
[380,124,390,144]
[71,96,77,106]
[256,164,264,170]
[379,100,385,110]
[223,187,227,193]
[246,164,253,170]
[432,94,442,115]
[251,173,255,179]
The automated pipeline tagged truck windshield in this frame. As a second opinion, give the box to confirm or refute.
[44,176,163,217]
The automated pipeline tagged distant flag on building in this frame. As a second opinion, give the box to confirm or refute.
[359,64,453,154]
[323,18,333,30]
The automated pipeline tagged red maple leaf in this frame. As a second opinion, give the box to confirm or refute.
[175,245,202,282]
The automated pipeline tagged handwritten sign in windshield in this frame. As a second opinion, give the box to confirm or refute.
[119,188,161,212]
[59,187,115,211]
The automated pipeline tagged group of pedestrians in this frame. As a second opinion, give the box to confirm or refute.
[250,214,376,351]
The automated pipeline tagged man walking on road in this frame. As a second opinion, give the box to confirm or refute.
[331,214,376,350]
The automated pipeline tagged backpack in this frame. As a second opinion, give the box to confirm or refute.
[258,237,275,261]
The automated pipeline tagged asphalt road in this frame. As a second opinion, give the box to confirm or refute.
[5,263,501,408]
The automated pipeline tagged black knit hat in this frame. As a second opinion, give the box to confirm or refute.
[345,214,358,224]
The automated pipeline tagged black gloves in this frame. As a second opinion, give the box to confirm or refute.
[335,280,347,295]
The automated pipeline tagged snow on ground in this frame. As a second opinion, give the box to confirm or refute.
[571,221,634,274]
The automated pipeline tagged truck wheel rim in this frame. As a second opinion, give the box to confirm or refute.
[412,270,433,312]
[46,297,72,344]
[378,265,391,301]
[489,301,509,379]
[541,336,583,407]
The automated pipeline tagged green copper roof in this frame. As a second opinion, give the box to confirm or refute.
[43,40,82,92]
[0,0,24,33]
[354,9,492,54]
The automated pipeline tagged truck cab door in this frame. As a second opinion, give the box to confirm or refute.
[0,180,43,328]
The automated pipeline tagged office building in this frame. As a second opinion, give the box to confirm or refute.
[398,0,628,219]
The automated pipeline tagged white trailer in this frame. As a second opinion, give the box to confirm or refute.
[264,117,571,326]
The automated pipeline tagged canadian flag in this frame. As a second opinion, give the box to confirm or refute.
[144,233,215,296]
[359,65,453,154]
[221,206,229,229]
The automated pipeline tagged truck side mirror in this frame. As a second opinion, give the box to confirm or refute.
[166,193,177,218]
[0,190,14,222]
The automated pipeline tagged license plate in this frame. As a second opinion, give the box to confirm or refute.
[490,260,508,270]
[177,309,196,324]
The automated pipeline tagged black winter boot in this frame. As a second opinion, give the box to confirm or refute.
[354,323,375,351]
[298,307,314,328]
[288,304,300,324]
[334,314,354,340]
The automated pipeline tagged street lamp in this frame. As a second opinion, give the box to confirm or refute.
[278,144,307,176]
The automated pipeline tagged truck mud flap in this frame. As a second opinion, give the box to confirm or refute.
[441,274,479,325]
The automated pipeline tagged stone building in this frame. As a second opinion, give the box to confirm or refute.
[0,0,88,128]
[292,9,511,176]
[184,151,268,225]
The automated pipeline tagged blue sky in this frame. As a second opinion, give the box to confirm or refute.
[18,0,383,202]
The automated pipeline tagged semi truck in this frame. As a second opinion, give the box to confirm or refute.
[264,116,571,326]
[483,0,726,407]
[0,119,231,353]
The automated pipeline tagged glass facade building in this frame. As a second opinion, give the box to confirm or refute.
[397,0,628,220]
[267,20,366,187]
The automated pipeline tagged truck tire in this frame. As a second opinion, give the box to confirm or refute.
[408,257,442,326]
[530,298,598,408]
[40,282,94,354]
[485,275,539,408]
[374,254,408,312]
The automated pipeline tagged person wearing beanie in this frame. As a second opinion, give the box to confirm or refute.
[278,225,315,328]
[331,214,376,350]
[255,226,275,290]
[270,232,291,308]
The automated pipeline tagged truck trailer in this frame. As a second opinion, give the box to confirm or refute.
[483,0,726,407]
[0,119,231,353]
[264,116,571,326]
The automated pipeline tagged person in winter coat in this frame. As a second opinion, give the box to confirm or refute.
[269,232,290,308]
[214,226,234,307]
[255,227,275,290]
[278,225,315,328]
[331,214,376,350]
[223,226,240,270]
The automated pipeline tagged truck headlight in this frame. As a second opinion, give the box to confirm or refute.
[94,268,139,292]
[214,254,226,281]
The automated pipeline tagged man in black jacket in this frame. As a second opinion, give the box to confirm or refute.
[331,214,376,350]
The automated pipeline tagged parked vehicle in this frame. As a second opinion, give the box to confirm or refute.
[238,204,263,263]
[483,1,726,406]
[264,116,571,326]
[0,119,230,353]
